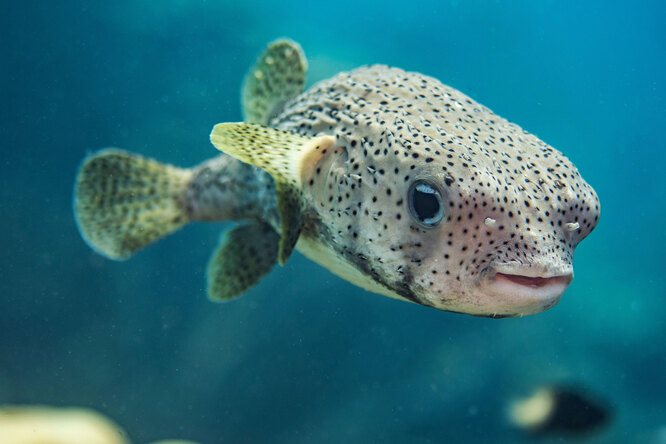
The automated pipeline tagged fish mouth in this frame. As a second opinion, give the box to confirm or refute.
[472,266,574,317]
[493,272,572,289]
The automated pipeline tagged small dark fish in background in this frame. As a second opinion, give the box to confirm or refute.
[509,384,611,438]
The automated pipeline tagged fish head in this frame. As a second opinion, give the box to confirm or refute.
[306,128,600,317]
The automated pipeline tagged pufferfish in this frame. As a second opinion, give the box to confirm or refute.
[74,39,600,318]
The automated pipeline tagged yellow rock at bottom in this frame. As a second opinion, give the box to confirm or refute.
[0,405,129,444]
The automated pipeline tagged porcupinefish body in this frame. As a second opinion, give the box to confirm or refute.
[74,40,599,317]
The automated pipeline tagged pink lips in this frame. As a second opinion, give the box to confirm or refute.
[470,269,574,317]
[494,273,573,289]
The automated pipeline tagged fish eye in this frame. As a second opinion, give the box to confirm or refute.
[408,181,445,227]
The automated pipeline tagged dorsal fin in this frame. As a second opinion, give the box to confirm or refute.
[241,39,307,125]
[210,122,337,264]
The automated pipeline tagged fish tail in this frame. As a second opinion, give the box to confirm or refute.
[73,148,193,260]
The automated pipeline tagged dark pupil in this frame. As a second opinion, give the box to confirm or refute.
[413,189,439,221]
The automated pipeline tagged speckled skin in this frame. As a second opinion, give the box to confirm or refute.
[190,65,599,317]
[184,155,277,225]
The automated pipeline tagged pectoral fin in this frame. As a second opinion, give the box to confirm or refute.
[210,122,336,264]
[207,222,280,301]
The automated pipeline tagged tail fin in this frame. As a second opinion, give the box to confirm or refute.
[73,148,192,260]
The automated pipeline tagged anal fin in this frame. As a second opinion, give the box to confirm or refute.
[207,222,280,301]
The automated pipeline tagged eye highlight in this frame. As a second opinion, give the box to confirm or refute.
[408,181,445,227]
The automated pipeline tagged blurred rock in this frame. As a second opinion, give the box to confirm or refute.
[0,405,128,444]
[0,406,202,444]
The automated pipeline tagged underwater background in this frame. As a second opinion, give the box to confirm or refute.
[1,1,664,443]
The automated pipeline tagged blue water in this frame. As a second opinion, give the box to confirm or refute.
[1,1,664,443]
